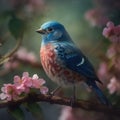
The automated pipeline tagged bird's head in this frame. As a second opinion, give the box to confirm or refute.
[36,21,71,45]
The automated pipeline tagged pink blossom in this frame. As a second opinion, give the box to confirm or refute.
[3,47,38,71]
[107,77,120,94]
[14,72,32,94]
[16,47,38,63]
[9,0,45,13]
[15,72,48,94]
[0,84,19,101]
[40,86,49,94]
[85,9,109,27]
[97,62,108,80]
[26,0,45,12]
[0,93,7,100]
[32,74,48,94]
[106,45,116,58]
[22,72,32,88]
[14,72,48,94]
[3,60,19,70]
[59,106,77,120]
[0,72,48,101]
[103,21,120,42]
[32,74,45,88]
[14,75,22,86]
[103,22,114,38]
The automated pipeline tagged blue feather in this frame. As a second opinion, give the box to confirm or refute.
[86,80,111,106]
[55,42,102,84]
[55,43,112,106]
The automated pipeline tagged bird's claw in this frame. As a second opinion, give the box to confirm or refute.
[49,86,61,98]
[48,91,54,99]
[70,96,76,107]
[48,88,59,98]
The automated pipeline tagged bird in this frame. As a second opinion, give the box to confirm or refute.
[36,21,111,106]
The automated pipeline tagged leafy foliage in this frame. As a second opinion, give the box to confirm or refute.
[8,106,25,120]
[8,15,25,39]
[25,102,44,120]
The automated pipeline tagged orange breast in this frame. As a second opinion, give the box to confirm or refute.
[40,44,86,86]
[40,44,62,77]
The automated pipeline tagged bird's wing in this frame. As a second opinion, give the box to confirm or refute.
[55,43,101,83]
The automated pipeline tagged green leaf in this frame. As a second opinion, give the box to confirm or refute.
[8,106,25,120]
[25,102,43,120]
[0,11,11,24]
[8,15,25,39]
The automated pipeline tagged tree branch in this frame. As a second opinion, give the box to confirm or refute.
[0,38,22,65]
[0,94,120,116]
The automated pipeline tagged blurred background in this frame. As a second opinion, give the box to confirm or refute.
[0,0,120,120]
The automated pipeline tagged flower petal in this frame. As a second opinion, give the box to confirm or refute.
[14,76,21,85]
[23,72,29,77]
[32,74,39,79]
[0,93,7,100]
[40,86,49,94]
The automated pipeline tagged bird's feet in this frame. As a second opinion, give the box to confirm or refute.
[70,83,76,107]
[70,96,76,107]
[48,86,61,99]
[48,91,55,98]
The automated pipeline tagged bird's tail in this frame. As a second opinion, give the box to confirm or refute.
[86,80,111,107]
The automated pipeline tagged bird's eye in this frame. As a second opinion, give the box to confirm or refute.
[47,28,53,32]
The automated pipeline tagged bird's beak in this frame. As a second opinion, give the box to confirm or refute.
[36,28,46,34]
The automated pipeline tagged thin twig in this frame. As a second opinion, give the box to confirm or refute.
[0,38,22,65]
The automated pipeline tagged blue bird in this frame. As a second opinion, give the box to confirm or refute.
[36,21,111,106]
